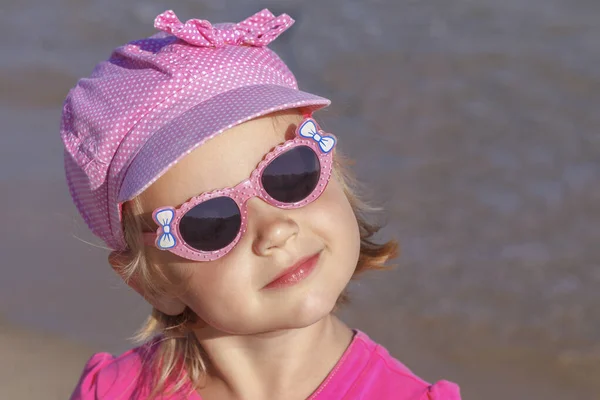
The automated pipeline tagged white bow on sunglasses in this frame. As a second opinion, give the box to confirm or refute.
[155,209,177,249]
[298,120,336,153]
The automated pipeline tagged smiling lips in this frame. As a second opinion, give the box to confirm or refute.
[264,252,321,289]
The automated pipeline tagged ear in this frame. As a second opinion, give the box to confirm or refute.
[108,251,187,316]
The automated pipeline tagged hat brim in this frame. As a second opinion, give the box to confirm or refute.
[117,84,330,202]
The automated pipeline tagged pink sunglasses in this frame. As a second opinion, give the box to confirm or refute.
[143,117,336,261]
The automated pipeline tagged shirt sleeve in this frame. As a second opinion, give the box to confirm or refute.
[69,353,116,400]
[423,380,462,400]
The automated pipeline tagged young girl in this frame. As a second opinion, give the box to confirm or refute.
[62,9,461,400]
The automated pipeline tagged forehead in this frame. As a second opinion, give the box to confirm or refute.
[138,110,304,213]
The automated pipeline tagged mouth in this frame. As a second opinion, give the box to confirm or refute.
[264,251,322,289]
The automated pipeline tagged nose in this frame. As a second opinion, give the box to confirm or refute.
[248,198,299,256]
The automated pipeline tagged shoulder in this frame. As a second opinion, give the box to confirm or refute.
[345,331,462,400]
[69,341,155,400]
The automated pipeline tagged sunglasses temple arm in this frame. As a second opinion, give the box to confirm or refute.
[141,232,158,248]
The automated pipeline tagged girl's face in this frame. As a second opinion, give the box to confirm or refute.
[137,111,360,334]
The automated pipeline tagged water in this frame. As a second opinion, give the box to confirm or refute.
[1,0,599,398]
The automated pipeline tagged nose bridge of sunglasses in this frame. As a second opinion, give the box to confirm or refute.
[232,178,260,205]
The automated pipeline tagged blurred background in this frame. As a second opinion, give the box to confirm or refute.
[1,0,599,398]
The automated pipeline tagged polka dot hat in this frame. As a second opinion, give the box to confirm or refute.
[61,9,331,251]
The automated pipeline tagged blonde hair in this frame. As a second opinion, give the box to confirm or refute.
[117,151,399,398]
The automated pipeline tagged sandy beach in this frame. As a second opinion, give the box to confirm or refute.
[0,321,92,400]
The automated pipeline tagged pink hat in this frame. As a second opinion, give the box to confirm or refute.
[61,9,331,250]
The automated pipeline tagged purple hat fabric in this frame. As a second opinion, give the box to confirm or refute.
[61,9,331,251]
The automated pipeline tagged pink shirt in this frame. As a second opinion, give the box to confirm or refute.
[71,330,461,399]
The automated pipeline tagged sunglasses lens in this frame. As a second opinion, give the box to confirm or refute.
[179,196,241,252]
[261,146,321,203]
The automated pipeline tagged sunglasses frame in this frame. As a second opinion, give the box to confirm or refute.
[142,117,336,261]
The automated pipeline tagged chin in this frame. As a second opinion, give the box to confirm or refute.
[283,290,339,328]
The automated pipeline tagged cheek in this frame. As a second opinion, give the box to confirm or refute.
[309,178,361,266]
[167,255,260,332]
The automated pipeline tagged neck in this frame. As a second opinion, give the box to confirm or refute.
[193,315,354,400]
